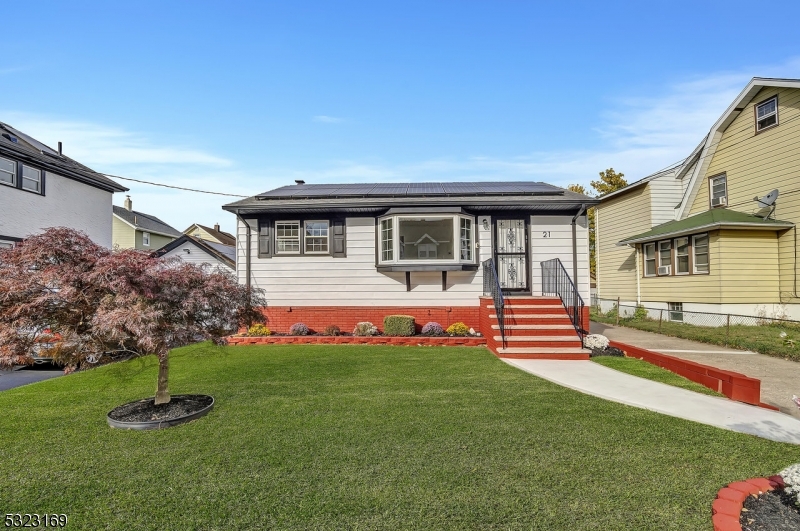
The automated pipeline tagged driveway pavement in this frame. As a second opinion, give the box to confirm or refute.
[591,321,800,419]
[0,364,63,391]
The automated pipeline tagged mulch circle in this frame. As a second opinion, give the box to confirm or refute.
[108,394,213,426]
[590,346,625,357]
[741,490,800,531]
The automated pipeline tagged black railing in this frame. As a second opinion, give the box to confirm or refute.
[482,258,506,347]
[541,258,586,345]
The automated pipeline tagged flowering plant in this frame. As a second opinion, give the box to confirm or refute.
[584,334,610,351]
[289,323,309,336]
[421,322,444,336]
[781,463,800,506]
[353,322,378,336]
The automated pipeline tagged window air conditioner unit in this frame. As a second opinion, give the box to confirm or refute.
[658,265,671,275]
[711,196,726,207]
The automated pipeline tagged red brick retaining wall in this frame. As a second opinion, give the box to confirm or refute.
[257,306,481,335]
[228,335,486,346]
[609,340,773,408]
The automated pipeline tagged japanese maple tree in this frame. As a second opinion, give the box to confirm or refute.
[0,227,265,404]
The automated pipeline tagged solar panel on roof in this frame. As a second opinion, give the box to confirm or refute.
[407,183,444,195]
[255,181,565,199]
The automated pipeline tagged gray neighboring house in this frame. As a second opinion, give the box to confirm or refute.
[112,196,182,250]
[0,121,128,248]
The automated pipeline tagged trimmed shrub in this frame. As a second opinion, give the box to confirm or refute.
[421,322,445,336]
[246,324,272,337]
[323,324,341,336]
[446,322,470,336]
[383,315,415,336]
[289,323,310,336]
[353,322,378,336]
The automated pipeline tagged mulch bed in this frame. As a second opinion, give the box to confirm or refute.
[741,490,800,530]
[108,394,213,423]
[589,346,625,357]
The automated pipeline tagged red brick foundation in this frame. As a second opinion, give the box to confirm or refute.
[257,306,481,335]
[609,340,775,409]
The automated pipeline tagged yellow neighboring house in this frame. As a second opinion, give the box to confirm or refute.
[112,195,181,250]
[596,77,800,320]
[182,223,236,246]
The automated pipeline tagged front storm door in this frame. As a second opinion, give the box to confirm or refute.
[495,218,528,292]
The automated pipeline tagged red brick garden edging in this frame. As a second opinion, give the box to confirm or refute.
[712,475,786,531]
[227,335,487,347]
[608,340,777,409]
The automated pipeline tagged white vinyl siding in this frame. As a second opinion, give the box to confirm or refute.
[237,216,494,306]
[159,240,234,273]
[530,215,590,301]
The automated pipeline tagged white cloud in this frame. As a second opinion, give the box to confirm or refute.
[312,115,343,123]
[0,112,231,167]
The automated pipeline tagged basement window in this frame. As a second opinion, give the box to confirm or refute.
[668,302,683,322]
[755,96,778,132]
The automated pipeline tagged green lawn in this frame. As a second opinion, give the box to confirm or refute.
[592,308,800,361]
[2,344,799,530]
[591,356,724,397]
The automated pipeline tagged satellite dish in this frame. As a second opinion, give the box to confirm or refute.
[755,189,779,208]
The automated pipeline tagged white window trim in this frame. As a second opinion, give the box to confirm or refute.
[459,217,473,262]
[643,242,656,277]
[709,174,727,208]
[377,213,476,266]
[275,220,302,255]
[0,239,15,249]
[22,165,42,193]
[657,240,672,275]
[142,232,151,247]
[755,96,778,132]
[0,156,16,187]
[674,236,690,276]
[303,220,330,254]
[692,233,710,274]
[380,218,393,262]
[668,302,684,322]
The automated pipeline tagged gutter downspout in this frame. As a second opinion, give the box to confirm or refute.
[234,212,251,290]
[571,204,587,289]
[628,244,641,305]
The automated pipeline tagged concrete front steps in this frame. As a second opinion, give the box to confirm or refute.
[480,296,590,360]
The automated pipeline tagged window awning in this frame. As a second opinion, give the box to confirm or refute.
[617,209,794,246]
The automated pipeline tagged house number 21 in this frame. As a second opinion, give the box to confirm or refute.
[542,231,550,238]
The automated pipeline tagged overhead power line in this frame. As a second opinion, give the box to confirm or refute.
[102,173,248,198]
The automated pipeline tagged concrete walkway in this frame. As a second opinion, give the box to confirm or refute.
[591,322,800,419]
[504,358,800,445]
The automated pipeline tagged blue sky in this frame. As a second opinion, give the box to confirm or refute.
[3,1,800,235]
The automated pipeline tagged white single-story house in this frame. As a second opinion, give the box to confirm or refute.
[223,181,597,354]
[155,234,235,273]
[0,121,128,248]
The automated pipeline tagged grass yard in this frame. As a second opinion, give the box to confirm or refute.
[590,356,724,397]
[592,309,800,362]
[2,344,799,530]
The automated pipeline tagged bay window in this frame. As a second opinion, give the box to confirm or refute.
[378,214,475,265]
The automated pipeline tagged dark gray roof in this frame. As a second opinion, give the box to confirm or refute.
[257,181,566,199]
[0,121,128,193]
[154,235,235,268]
[113,206,182,237]
[225,181,598,215]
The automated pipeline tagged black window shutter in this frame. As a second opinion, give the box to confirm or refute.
[331,218,346,257]
[258,219,273,258]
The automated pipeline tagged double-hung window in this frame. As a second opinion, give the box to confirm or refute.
[658,240,671,275]
[756,96,778,132]
[693,234,709,273]
[276,221,301,254]
[668,302,683,322]
[709,174,727,208]
[675,237,689,275]
[643,243,656,276]
[0,157,15,186]
[22,166,41,193]
[304,221,329,253]
[460,218,473,261]
[142,232,151,247]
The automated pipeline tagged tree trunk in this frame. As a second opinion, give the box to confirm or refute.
[155,355,170,405]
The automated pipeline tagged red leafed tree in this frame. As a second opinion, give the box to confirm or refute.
[0,227,265,404]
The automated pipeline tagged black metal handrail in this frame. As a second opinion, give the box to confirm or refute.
[541,258,586,345]
[482,258,506,348]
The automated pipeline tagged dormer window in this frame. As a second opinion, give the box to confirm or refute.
[709,174,727,208]
[755,96,778,132]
